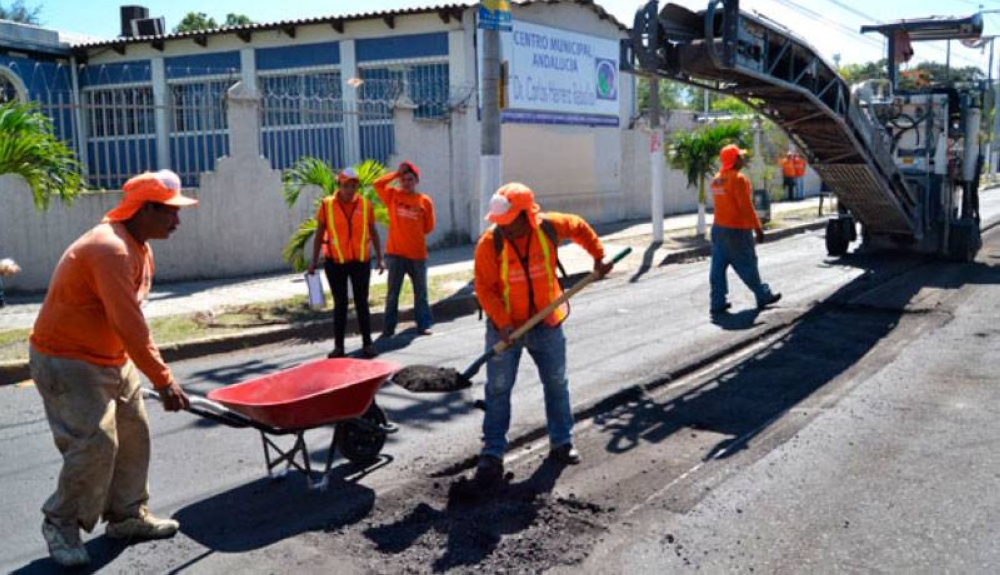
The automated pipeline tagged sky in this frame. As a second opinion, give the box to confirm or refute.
[34,0,1000,74]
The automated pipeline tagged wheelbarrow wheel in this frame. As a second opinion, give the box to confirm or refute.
[336,402,388,465]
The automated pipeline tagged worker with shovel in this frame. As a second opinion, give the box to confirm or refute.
[471,183,613,485]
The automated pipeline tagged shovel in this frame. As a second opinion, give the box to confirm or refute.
[393,247,631,393]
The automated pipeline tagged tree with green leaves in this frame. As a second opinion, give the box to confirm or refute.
[173,12,254,33]
[637,78,697,113]
[223,13,253,27]
[0,102,83,210]
[667,120,749,236]
[0,0,41,24]
[282,158,388,272]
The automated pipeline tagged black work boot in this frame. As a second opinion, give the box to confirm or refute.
[473,455,504,486]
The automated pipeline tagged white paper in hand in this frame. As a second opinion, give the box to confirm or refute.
[304,272,326,309]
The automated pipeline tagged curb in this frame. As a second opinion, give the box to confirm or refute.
[0,218,827,387]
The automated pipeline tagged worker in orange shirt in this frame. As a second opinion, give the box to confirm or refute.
[711,145,781,316]
[29,170,196,567]
[778,150,807,201]
[308,167,384,359]
[374,161,435,337]
[471,183,614,485]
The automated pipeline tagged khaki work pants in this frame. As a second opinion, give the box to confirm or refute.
[30,345,151,532]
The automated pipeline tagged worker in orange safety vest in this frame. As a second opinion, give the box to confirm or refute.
[470,182,614,486]
[309,167,384,358]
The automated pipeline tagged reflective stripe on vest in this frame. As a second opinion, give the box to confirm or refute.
[498,226,565,323]
[325,194,369,263]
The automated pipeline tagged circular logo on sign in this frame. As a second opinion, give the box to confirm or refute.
[596,58,617,100]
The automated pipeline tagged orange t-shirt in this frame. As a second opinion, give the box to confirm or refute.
[314,194,374,263]
[779,156,796,177]
[374,171,434,260]
[30,222,173,388]
[474,212,605,331]
[792,156,806,177]
[711,169,762,231]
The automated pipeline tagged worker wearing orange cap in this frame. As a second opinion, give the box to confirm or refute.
[711,145,781,317]
[308,167,384,359]
[373,161,435,337]
[29,170,197,567]
[471,182,614,485]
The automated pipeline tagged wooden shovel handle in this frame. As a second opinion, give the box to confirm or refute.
[492,247,632,354]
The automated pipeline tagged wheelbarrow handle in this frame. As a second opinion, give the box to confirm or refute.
[141,388,255,429]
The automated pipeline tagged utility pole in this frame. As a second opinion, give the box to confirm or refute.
[649,78,664,242]
[478,9,506,235]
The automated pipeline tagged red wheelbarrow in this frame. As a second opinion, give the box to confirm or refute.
[144,358,398,490]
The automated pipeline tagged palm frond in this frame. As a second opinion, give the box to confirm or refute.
[0,101,83,210]
[282,218,319,272]
[282,157,336,207]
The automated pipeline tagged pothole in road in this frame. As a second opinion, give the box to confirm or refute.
[324,477,610,574]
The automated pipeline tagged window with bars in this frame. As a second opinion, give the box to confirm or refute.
[84,86,155,138]
[259,70,344,127]
[169,80,229,134]
[359,61,450,120]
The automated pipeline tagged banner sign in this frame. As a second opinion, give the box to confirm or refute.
[490,20,620,126]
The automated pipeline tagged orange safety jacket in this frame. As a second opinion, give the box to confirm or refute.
[792,156,806,177]
[317,193,372,263]
[474,212,604,330]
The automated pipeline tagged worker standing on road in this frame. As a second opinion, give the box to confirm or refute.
[779,150,807,201]
[374,161,435,337]
[29,170,196,568]
[308,167,384,359]
[471,183,614,485]
[710,145,782,317]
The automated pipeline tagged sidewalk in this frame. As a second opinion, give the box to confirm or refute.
[0,197,830,332]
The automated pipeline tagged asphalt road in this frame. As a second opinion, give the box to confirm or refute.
[3,192,1000,573]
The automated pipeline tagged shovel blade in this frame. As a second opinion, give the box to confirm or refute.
[393,365,473,393]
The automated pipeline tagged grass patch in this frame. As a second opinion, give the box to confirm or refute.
[0,269,476,364]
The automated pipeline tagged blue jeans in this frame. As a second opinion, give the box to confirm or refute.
[795,177,805,200]
[481,321,572,459]
[710,226,774,311]
[383,255,432,334]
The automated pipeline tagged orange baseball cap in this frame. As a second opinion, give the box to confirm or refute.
[104,170,198,222]
[719,144,747,170]
[485,182,540,227]
[398,160,420,181]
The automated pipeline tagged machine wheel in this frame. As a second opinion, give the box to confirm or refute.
[825,219,850,256]
[336,402,388,465]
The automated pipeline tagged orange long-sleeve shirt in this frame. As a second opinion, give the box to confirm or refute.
[475,212,605,330]
[374,171,435,260]
[30,222,173,388]
[711,168,762,230]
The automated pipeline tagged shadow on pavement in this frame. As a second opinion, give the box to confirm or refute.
[594,251,1000,463]
[174,466,375,555]
[10,538,128,575]
[709,308,763,331]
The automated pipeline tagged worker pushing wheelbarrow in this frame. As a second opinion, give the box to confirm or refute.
[145,357,399,491]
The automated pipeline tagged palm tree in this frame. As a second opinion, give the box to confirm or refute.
[281,158,388,271]
[666,120,749,236]
[0,102,83,210]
